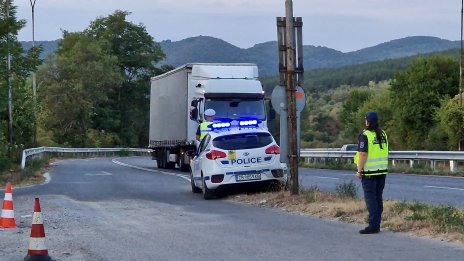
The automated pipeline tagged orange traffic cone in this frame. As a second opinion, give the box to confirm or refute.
[24,198,52,261]
[0,182,16,228]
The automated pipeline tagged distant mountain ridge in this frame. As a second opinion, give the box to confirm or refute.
[159,36,459,75]
[23,36,460,76]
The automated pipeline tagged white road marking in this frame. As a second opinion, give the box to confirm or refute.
[85,172,113,176]
[111,159,190,181]
[314,176,340,180]
[424,185,464,191]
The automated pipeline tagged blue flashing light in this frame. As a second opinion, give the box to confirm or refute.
[210,118,261,131]
[239,120,258,126]
[211,122,231,129]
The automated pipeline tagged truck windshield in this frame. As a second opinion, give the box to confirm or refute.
[205,98,266,120]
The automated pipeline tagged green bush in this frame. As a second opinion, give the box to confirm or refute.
[336,180,358,199]
[430,205,464,233]
[392,201,464,233]
[0,157,12,173]
[301,185,321,203]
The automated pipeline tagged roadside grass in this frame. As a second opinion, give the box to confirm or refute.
[0,157,52,188]
[232,181,464,243]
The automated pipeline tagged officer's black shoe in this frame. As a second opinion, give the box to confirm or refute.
[359,227,380,234]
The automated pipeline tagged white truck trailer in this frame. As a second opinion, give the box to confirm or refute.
[149,63,270,171]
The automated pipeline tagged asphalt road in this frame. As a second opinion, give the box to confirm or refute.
[0,156,463,260]
[299,168,464,207]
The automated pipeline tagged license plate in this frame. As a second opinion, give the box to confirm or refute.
[235,173,261,182]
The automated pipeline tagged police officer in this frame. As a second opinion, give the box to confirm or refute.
[355,111,389,234]
[196,108,216,141]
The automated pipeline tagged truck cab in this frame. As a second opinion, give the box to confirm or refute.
[188,64,268,129]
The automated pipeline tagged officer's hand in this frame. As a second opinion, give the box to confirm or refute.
[356,172,363,179]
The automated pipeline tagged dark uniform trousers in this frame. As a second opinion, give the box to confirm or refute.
[361,174,386,230]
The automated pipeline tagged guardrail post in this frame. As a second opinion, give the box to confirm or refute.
[450,160,458,173]
[430,160,436,172]
[409,160,414,168]
[21,151,26,169]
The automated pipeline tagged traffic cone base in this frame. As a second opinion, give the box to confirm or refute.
[24,254,52,261]
[0,182,16,228]
[24,198,52,261]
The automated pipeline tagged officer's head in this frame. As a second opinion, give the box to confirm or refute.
[204,108,216,121]
[365,111,378,130]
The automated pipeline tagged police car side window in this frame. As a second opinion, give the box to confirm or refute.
[199,135,211,153]
[197,137,206,154]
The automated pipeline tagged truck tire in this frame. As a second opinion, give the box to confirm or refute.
[166,162,175,169]
[157,150,165,169]
[162,149,175,169]
[180,164,189,172]
[202,174,214,200]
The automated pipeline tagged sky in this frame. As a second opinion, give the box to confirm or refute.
[12,0,463,52]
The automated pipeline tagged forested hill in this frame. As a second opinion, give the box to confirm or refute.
[23,36,459,76]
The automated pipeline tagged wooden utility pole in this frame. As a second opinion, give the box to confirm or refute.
[460,0,463,151]
[6,0,13,155]
[30,0,38,146]
[285,0,299,195]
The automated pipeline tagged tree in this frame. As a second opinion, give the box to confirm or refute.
[0,0,41,165]
[37,33,122,147]
[390,56,459,149]
[84,10,165,146]
[338,88,371,141]
[435,95,464,150]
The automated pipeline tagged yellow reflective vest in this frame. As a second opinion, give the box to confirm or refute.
[199,121,213,140]
[354,130,389,176]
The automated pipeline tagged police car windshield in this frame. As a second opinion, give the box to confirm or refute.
[205,98,265,120]
[213,133,273,150]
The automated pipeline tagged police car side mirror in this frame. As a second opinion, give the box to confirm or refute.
[186,150,195,157]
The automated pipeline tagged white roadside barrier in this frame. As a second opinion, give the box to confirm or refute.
[300,150,464,173]
[21,147,151,169]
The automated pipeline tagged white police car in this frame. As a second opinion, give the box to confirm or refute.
[189,121,287,199]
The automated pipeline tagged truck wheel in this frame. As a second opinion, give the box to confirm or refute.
[180,164,189,172]
[202,175,214,200]
[156,151,162,168]
[158,150,165,169]
[191,172,201,193]
[162,149,174,169]
[166,161,175,169]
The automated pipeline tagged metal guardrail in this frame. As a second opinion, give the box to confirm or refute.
[21,147,151,169]
[21,147,464,173]
[300,150,464,173]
